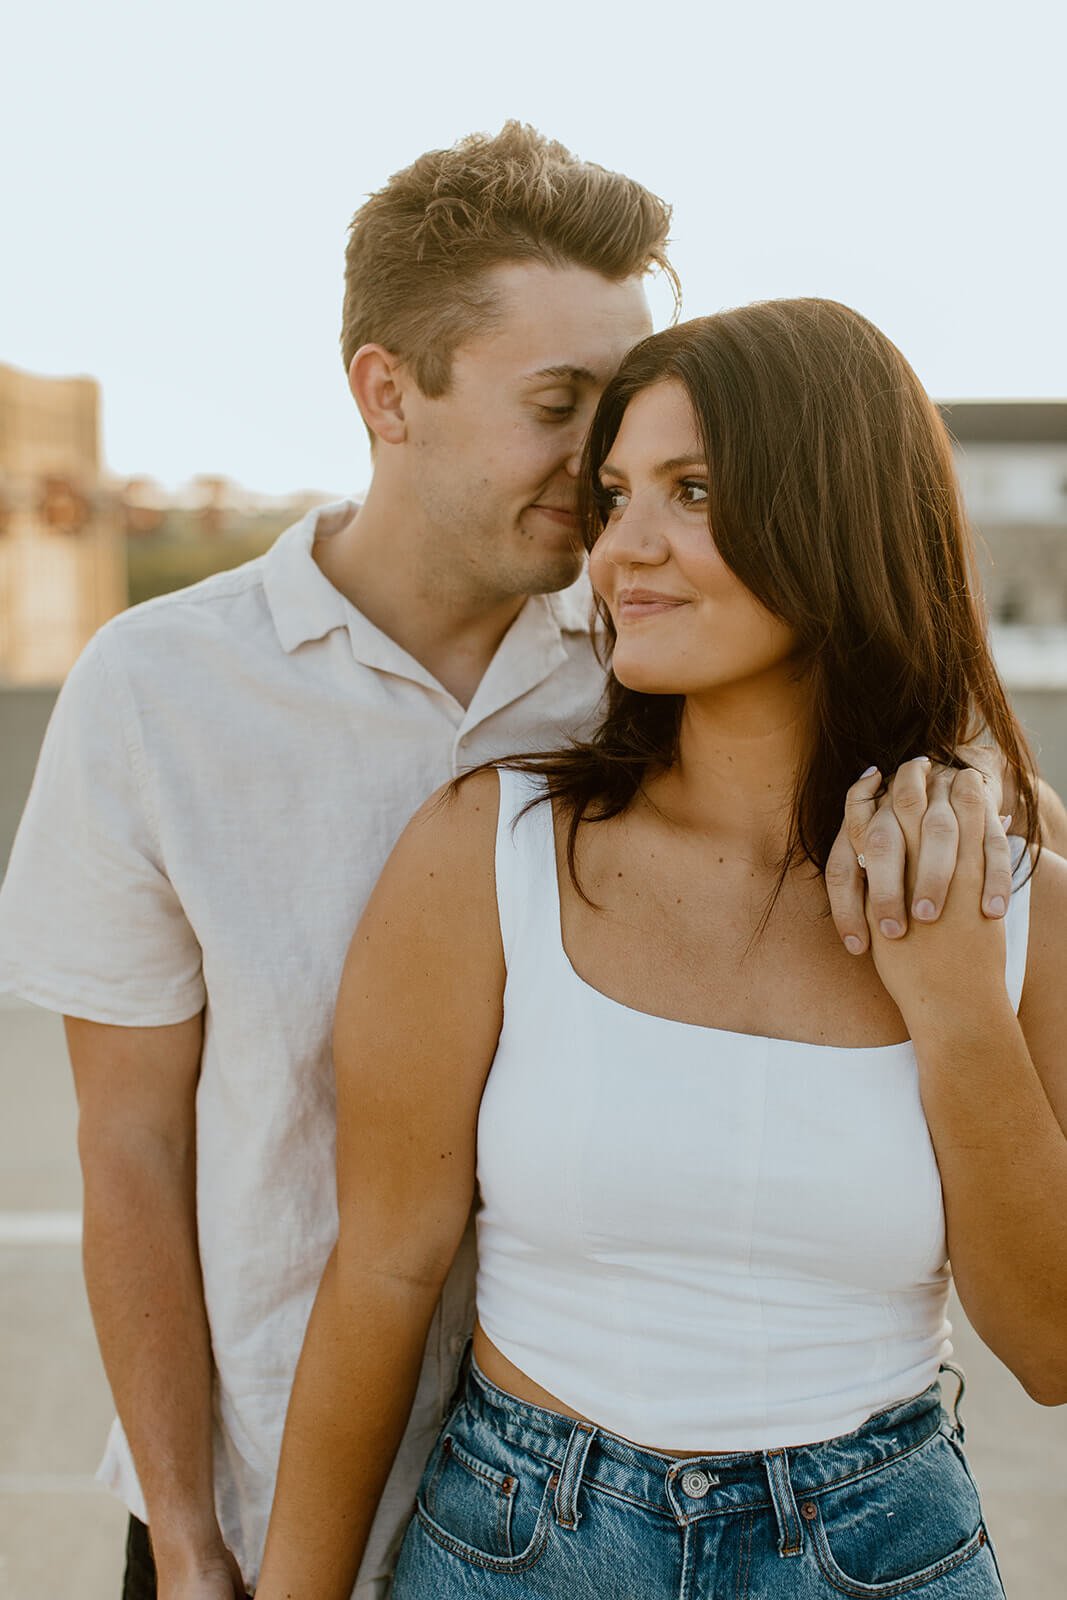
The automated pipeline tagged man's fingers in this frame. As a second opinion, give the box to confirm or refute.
[956,769,1013,919]
[908,768,959,923]
[826,826,869,954]
[888,756,931,851]
[956,740,1006,814]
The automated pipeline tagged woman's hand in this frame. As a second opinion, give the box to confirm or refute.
[855,763,1011,1034]
[826,754,1014,956]
[850,776,1067,1403]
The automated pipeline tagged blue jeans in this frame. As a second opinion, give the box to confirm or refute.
[392,1359,1004,1598]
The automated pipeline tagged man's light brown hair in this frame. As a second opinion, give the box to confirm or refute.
[341,122,678,395]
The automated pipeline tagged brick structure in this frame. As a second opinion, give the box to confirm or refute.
[0,363,125,684]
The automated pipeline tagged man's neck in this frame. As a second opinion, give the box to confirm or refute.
[312,486,525,708]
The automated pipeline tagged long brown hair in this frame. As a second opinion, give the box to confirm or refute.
[505,298,1038,889]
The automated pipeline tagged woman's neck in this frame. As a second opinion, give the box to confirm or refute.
[646,680,811,866]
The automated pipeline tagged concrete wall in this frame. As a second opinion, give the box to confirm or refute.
[1,686,57,874]
[1012,687,1067,799]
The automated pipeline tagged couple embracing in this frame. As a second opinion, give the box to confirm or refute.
[2,123,1066,1600]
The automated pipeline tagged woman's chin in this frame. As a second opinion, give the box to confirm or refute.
[611,663,685,696]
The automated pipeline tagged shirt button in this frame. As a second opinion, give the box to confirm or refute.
[681,1469,714,1497]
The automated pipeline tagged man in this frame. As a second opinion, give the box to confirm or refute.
[0,124,669,1600]
[0,124,1052,1600]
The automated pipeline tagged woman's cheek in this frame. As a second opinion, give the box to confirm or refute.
[587,542,612,605]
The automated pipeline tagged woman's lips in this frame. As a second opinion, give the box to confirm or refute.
[616,589,688,620]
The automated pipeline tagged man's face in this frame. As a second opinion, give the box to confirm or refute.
[398,261,653,603]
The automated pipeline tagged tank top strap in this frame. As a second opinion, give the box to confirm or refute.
[494,766,562,970]
[1004,836,1034,1013]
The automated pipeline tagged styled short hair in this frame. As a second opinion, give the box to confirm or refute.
[341,122,678,394]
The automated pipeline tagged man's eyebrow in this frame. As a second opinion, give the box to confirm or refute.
[524,364,601,384]
[599,455,707,478]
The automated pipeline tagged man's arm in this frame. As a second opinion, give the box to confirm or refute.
[67,1015,244,1600]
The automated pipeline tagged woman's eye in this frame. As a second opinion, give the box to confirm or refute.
[679,480,708,505]
[596,485,628,515]
[538,404,576,421]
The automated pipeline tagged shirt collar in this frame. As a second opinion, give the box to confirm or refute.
[261,499,357,654]
[262,499,596,713]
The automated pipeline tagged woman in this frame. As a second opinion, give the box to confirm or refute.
[258,301,1067,1598]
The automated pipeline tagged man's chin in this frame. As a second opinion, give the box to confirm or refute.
[520,548,586,597]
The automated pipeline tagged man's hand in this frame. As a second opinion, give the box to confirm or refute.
[158,1544,247,1600]
[826,757,1012,955]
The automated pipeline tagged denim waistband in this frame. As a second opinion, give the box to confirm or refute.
[460,1358,951,1549]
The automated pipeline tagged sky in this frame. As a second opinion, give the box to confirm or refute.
[3,0,1065,496]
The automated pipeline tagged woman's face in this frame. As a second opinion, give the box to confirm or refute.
[588,380,799,700]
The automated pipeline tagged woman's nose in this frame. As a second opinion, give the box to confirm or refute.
[598,502,669,567]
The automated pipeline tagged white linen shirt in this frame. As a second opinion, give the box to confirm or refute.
[0,501,603,1594]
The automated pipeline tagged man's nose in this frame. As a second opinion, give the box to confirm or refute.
[564,437,585,478]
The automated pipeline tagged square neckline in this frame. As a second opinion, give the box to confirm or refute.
[505,768,916,1057]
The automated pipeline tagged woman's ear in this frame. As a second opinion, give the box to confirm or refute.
[348,345,408,446]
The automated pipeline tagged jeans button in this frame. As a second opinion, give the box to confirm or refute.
[681,1469,713,1497]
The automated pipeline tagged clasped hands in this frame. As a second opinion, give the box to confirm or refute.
[826,752,1013,963]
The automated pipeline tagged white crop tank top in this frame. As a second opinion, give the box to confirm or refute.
[475,767,1033,1452]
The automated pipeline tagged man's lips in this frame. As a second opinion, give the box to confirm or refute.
[615,588,689,620]
[529,504,579,525]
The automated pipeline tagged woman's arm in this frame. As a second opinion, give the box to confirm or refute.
[256,772,505,1599]
[863,768,1067,1403]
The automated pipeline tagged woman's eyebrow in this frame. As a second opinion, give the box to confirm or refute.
[599,455,707,478]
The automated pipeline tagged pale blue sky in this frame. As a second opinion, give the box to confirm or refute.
[3,0,1064,495]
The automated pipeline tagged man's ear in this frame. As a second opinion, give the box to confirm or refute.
[348,345,408,445]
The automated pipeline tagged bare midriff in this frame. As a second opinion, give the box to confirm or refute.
[472,1318,733,1459]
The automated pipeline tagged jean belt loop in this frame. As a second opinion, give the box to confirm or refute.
[764,1448,804,1557]
[553,1420,597,1530]
[940,1360,967,1442]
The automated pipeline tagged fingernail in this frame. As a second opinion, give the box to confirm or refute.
[986,896,1006,917]
[880,918,903,939]
[913,899,936,921]
[844,935,865,955]
[858,765,879,779]
[999,814,1012,830]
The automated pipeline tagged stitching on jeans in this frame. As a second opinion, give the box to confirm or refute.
[808,1510,986,1597]
[736,1510,753,1600]
[412,1473,557,1575]
[468,1412,944,1526]
[799,1423,943,1499]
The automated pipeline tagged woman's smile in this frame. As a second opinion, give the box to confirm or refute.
[614,586,690,622]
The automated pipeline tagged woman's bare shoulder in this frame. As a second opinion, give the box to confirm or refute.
[356,767,503,950]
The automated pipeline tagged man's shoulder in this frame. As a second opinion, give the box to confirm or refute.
[107,551,272,646]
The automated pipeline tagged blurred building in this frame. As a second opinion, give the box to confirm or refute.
[941,401,1067,794]
[942,400,1067,625]
[0,362,126,685]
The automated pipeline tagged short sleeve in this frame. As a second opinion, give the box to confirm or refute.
[0,629,206,1025]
